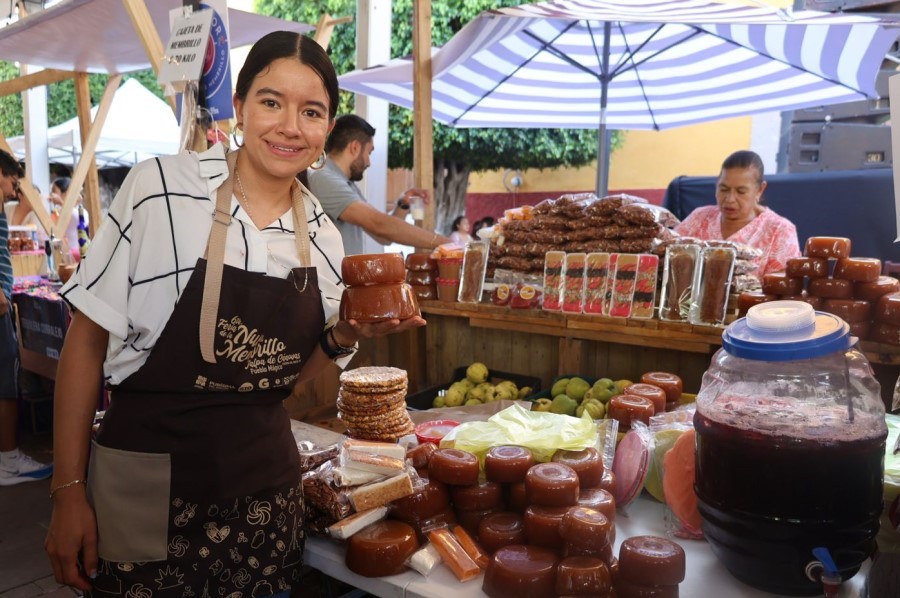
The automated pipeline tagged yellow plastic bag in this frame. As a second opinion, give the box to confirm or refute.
[440,402,599,463]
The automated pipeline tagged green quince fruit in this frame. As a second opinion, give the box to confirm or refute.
[565,377,591,402]
[549,394,578,417]
[444,387,466,407]
[465,398,483,406]
[614,379,634,395]
[576,398,606,419]
[517,386,534,400]
[466,362,489,384]
[432,395,446,408]
[494,385,515,402]
[532,398,553,412]
[592,378,618,404]
[551,377,571,398]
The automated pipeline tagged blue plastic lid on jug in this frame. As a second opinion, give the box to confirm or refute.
[722,300,853,361]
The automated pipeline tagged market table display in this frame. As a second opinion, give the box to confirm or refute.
[12,276,67,379]
[293,420,870,597]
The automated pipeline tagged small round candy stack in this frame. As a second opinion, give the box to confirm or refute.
[337,366,415,441]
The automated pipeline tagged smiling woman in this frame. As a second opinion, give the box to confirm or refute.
[674,150,800,279]
[44,31,426,595]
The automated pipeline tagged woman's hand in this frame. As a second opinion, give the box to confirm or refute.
[334,316,426,345]
[45,490,98,591]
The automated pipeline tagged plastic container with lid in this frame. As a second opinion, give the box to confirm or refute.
[694,300,887,595]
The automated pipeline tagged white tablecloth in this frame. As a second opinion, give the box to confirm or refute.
[305,496,869,598]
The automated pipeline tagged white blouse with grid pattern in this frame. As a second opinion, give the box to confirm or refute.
[61,144,349,386]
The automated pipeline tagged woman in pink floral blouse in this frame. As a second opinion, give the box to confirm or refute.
[675,150,800,279]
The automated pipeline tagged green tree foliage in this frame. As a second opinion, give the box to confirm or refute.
[0,67,164,138]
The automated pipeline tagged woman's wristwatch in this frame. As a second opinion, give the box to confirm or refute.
[319,326,355,359]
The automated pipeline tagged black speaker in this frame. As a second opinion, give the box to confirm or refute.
[786,122,892,172]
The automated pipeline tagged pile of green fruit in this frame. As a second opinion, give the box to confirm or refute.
[432,362,534,408]
[531,376,633,419]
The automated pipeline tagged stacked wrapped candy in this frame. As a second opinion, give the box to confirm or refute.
[490,194,674,276]
[337,366,415,441]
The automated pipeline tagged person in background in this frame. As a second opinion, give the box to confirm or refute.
[308,114,450,255]
[449,215,473,245]
[674,150,800,278]
[44,31,423,593]
[47,177,88,260]
[472,216,495,238]
[0,149,53,486]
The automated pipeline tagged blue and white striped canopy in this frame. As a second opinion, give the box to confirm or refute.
[338,0,899,130]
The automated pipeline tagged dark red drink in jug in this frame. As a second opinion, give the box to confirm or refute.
[694,397,885,595]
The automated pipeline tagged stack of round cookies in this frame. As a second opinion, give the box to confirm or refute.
[337,366,415,441]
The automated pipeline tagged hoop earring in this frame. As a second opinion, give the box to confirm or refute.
[232,123,244,148]
[310,152,327,170]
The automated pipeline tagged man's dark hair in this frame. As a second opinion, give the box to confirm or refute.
[721,150,764,185]
[0,149,23,178]
[326,114,376,154]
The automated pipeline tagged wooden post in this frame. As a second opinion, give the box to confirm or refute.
[122,0,177,112]
[412,0,434,233]
[74,73,103,237]
[313,14,354,50]
[55,75,122,243]
[0,70,74,97]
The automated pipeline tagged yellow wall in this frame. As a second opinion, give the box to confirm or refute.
[467,115,754,193]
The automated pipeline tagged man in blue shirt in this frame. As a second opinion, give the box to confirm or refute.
[0,150,52,485]
[308,115,450,255]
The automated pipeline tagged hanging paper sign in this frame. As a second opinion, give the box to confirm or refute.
[158,7,213,88]
[200,2,233,120]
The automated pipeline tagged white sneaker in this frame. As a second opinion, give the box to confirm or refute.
[0,453,53,485]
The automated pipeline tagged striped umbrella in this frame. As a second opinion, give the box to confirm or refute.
[338,0,899,194]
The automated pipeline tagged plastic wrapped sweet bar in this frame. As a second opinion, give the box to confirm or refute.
[660,244,700,321]
[458,241,489,303]
[542,250,565,311]
[689,246,736,326]
[583,252,610,314]
[609,253,638,318]
[562,252,587,313]
[632,254,659,319]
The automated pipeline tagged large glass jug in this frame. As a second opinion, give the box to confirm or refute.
[694,301,887,595]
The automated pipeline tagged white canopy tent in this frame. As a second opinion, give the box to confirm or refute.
[7,78,180,168]
[0,0,313,74]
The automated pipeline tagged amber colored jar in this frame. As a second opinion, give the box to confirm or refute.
[618,535,686,586]
[870,321,900,345]
[390,479,450,523]
[478,512,526,555]
[822,299,871,324]
[762,273,802,296]
[555,556,612,596]
[406,253,438,272]
[559,506,613,551]
[485,446,535,484]
[639,372,683,404]
[436,278,461,303]
[786,257,828,279]
[482,545,558,598]
[523,505,570,549]
[808,277,854,299]
[410,283,437,301]
[452,482,505,512]
[340,283,420,322]
[834,257,882,283]
[429,448,480,485]
[805,236,851,259]
[855,276,900,302]
[345,520,419,577]
[876,293,900,326]
[551,448,604,489]
[577,487,616,522]
[342,253,406,286]
[608,394,656,428]
[525,463,580,507]
[406,270,435,286]
[623,384,667,415]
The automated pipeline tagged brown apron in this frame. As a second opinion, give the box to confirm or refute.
[88,151,324,598]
